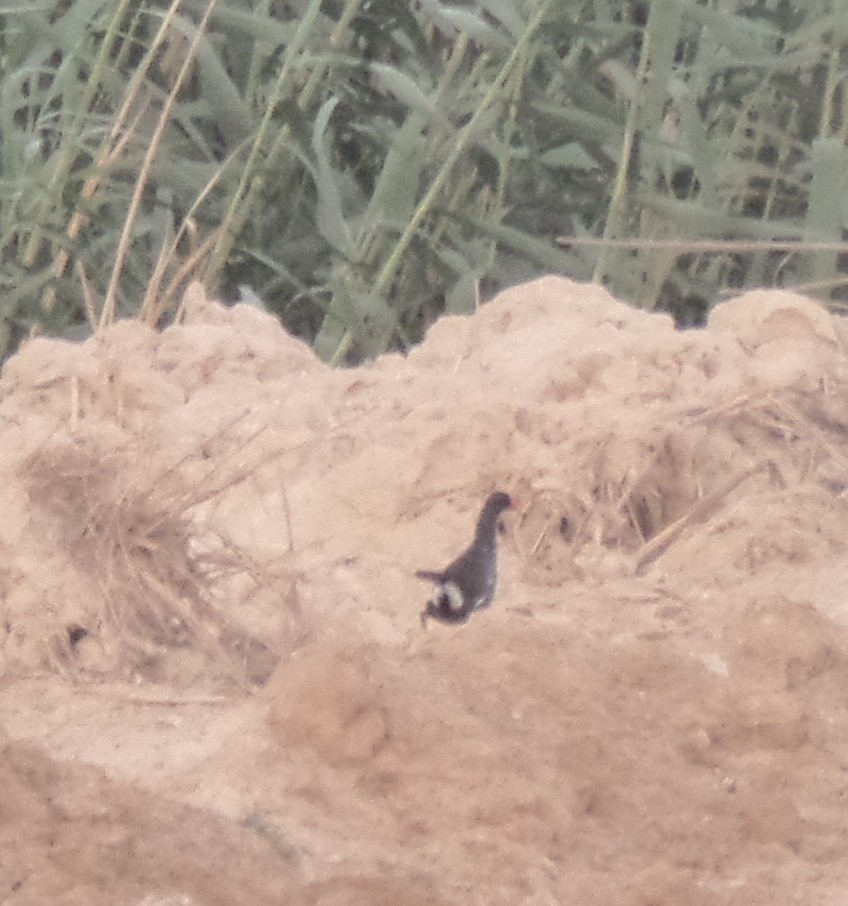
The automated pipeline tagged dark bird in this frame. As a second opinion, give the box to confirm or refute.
[415,491,513,626]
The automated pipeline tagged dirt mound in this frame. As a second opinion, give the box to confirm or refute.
[1,276,848,903]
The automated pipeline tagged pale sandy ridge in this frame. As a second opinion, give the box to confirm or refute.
[0,276,847,904]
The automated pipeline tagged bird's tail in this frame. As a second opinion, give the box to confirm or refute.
[414,570,443,582]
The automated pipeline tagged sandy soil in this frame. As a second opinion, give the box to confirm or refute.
[1,276,848,904]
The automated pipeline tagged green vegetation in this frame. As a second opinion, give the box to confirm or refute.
[0,0,846,363]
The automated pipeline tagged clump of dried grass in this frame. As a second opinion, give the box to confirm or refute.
[515,383,848,582]
[21,429,281,689]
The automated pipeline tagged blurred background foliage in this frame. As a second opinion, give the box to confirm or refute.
[1,0,847,364]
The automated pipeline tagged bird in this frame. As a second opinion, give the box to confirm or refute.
[415,491,513,626]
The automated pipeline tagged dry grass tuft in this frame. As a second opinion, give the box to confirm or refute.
[21,429,281,689]
[515,382,848,582]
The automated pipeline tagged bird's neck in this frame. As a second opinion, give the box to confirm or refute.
[474,510,501,548]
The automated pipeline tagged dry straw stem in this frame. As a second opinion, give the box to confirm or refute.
[43,103,145,319]
[101,0,218,329]
[144,139,253,326]
[27,0,138,279]
[203,0,328,281]
[634,460,781,574]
